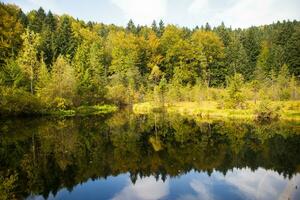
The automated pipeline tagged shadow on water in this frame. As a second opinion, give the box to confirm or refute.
[0,109,300,199]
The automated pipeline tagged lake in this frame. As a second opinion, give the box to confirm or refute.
[1,110,300,200]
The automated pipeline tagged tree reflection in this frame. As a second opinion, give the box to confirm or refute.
[0,112,299,198]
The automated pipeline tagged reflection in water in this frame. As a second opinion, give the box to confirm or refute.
[112,176,169,200]
[0,110,300,199]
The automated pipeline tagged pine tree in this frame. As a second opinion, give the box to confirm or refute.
[286,28,300,76]
[126,19,136,34]
[54,16,77,59]
[158,20,165,37]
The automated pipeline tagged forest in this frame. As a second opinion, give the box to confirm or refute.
[1,3,300,118]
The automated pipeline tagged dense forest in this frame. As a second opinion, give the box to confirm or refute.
[1,3,300,115]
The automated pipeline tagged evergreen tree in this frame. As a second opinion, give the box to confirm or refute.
[54,16,77,59]
[286,28,300,76]
[226,73,246,108]
[226,35,249,78]
[158,20,165,37]
[241,27,261,77]
[126,19,136,34]
[151,20,158,35]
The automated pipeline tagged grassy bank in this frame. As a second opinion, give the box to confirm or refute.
[44,104,118,117]
[133,101,300,121]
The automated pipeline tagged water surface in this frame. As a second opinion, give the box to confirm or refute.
[1,111,300,200]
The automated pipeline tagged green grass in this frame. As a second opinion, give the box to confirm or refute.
[44,104,118,116]
[133,101,300,121]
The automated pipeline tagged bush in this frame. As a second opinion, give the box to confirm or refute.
[0,86,43,116]
[254,100,281,122]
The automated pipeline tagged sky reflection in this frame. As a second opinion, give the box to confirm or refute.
[28,168,300,200]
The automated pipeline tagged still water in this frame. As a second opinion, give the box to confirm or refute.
[1,111,300,200]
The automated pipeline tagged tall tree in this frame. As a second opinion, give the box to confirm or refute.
[285,28,300,76]
[158,20,165,37]
[17,29,40,94]
[0,3,24,64]
[241,27,261,77]
[225,35,249,78]
[54,16,77,59]
[46,56,76,107]
[126,19,137,34]
[191,30,225,86]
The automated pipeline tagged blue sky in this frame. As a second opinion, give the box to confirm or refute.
[3,0,300,28]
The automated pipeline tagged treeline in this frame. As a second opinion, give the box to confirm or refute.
[0,3,300,114]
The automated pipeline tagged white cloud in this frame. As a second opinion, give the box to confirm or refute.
[112,176,169,200]
[110,0,167,25]
[187,0,300,28]
[215,167,300,200]
[25,0,62,13]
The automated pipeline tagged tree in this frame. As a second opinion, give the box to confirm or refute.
[226,73,246,109]
[285,28,300,76]
[39,11,57,65]
[277,64,290,100]
[215,22,232,46]
[108,31,140,85]
[0,3,24,64]
[254,41,270,83]
[225,35,249,78]
[126,19,136,34]
[158,20,165,37]
[54,16,77,59]
[191,30,225,86]
[241,27,261,77]
[256,41,270,75]
[158,76,167,106]
[205,22,211,31]
[36,56,50,99]
[0,58,24,88]
[151,20,158,35]
[149,65,162,85]
[27,7,46,33]
[46,56,76,108]
[17,29,40,94]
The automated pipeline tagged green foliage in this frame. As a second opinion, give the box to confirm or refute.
[44,56,76,109]
[277,64,291,100]
[17,29,40,94]
[0,3,24,64]
[286,27,300,76]
[0,59,24,88]
[254,100,281,122]
[0,86,42,115]
[0,172,18,200]
[225,73,246,109]
[54,16,77,59]
[0,3,300,115]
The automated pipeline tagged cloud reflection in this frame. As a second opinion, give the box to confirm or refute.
[112,176,169,200]
[216,168,300,200]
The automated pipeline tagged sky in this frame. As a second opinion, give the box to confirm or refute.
[2,0,300,28]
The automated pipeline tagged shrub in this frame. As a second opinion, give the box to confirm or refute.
[0,86,43,116]
[254,100,281,122]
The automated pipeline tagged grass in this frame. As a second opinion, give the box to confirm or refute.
[133,101,300,121]
[45,104,118,116]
